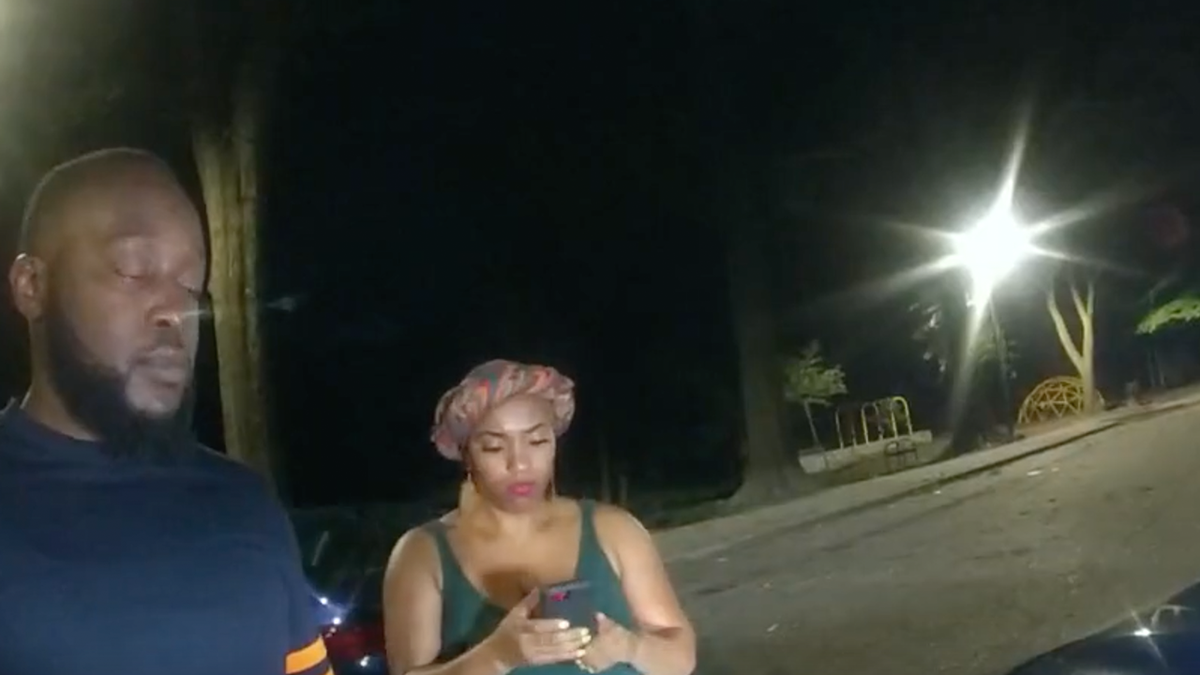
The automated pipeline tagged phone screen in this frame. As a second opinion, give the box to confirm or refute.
[537,579,598,633]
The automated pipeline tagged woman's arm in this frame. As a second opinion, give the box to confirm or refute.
[382,528,508,675]
[598,505,697,675]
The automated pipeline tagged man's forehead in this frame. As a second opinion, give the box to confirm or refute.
[61,166,201,242]
[71,164,191,214]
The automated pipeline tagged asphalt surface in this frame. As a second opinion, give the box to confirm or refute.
[673,405,1200,675]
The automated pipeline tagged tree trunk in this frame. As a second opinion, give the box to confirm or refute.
[727,221,810,504]
[1079,280,1096,412]
[1149,344,1165,389]
[192,56,275,484]
[1046,278,1097,414]
[802,401,821,449]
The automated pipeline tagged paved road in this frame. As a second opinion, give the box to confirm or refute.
[673,405,1200,675]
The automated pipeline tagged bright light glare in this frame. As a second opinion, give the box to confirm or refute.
[950,200,1033,303]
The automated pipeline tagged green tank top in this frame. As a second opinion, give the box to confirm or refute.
[428,500,640,675]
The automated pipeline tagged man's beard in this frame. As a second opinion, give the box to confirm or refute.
[42,294,195,461]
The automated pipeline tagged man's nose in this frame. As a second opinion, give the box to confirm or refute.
[148,283,195,329]
[151,309,181,329]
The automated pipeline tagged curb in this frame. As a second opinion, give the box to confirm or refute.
[662,400,1200,563]
[664,422,1116,563]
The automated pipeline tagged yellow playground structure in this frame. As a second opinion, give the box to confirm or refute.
[1017,376,1105,426]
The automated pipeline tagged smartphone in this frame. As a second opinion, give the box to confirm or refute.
[536,579,597,633]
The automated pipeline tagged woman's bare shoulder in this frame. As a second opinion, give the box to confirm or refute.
[385,519,448,580]
[437,509,462,529]
[590,501,650,536]
[587,501,657,561]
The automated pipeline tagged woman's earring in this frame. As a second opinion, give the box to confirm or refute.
[459,466,482,514]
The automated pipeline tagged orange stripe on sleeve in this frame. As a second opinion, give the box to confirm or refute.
[285,637,328,674]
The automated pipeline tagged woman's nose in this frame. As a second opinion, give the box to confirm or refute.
[508,450,530,471]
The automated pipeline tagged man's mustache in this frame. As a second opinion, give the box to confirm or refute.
[133,330,190,368]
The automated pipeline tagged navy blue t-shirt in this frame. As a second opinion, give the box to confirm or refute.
[0,407,332,675]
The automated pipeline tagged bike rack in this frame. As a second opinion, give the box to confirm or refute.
[835,396,915,447]
[860,396,914,443]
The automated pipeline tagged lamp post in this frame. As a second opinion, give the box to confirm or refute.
[949,197,1034,439]
[985,299,1013,437]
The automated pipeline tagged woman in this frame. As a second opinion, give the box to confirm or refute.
[383,359,696,675]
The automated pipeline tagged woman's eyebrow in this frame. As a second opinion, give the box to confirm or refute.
[478,423,550,437]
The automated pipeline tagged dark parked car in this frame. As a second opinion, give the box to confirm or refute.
[292,509,389,675]
[1007,581,1200,674]
[291,502,448,674]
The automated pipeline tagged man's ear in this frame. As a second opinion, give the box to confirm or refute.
[9,253,47,322]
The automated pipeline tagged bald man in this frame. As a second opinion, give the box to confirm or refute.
[0,149,331,675]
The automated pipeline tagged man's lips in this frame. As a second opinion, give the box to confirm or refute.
[136,352,190,385]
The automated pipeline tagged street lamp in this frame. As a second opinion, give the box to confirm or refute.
[949,198,1034,305]
[949,196,1035,439]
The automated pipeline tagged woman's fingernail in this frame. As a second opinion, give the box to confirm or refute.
[559,620,570,630]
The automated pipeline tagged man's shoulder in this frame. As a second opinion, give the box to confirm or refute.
[187,444,289,525]
[187,444,300,542]
[191,443,254,472]
[190,444,270,487]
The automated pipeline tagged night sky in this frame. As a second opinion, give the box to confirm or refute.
[0,1,1198,507]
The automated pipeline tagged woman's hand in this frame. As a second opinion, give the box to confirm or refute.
[576,613,636,674]
[481,591,593,672]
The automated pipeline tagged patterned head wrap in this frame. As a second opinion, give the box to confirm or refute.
[431,359,576,461]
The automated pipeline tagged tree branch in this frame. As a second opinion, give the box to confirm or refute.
[1047,287,1086,374]
[1082,278,1095,360]
[1070,279,1088,320]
